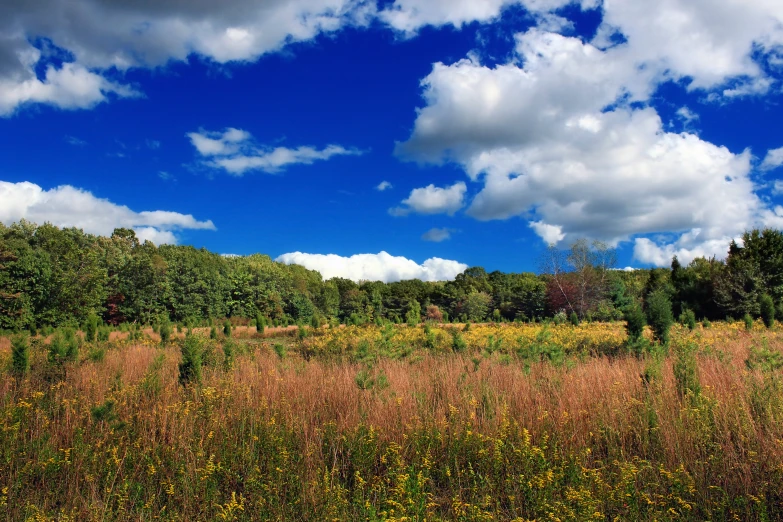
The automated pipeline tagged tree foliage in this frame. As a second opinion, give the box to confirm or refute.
[2,221,783,330]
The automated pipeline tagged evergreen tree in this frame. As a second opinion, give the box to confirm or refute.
[646,290,673,345]
[84,313,99,343]
[179,334,202,386]
[11,334,29,377]
[760,294,775,328]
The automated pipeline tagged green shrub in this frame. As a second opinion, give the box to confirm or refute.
[273,343,287,360]
[222,339,235,371]
[451,330,467,353]
[87,346,106,363]
[97,327,110,342]
[201,341,217,368]
[646,290,673,345]
[424,324,437,350]
[679,308,696,331]
[624,303,646,343]
[210,326,218,340]
[256,314,265,333]
[48,332,67,365]
[159,318,172,346]
[569,312,580,326]
[405,300,421,326]
[743,313,754,331]
[84,313,99,343]
[178,334,203,386]
[11,334,29,377]
[223,320,232,338]
[760,294,775,329]
[673,343,700,398]
[62,328,79,362]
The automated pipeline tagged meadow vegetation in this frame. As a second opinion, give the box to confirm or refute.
[2,320,783,521]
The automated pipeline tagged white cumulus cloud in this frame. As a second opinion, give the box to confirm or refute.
[275,251,468,283]
[188,128,361,175]
[390,182,466,216]
[0,56,139,116]
[0,0,375,115]
[762,146,783,171]
[376,180,393,191]
[0,180,215,244]
[396,24,777,266]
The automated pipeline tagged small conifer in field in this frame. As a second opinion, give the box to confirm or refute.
[223,320,232,338]
[11,334,29,377]
[744,313,754,331]
[179,334,203,386]
[646,290,673,345]
[679,308,696,331]
[624,303,646,342]
[159,318,172,345]
[84,313,99,343]
[62,328,79,362]
[760,294,775,328]
[222,339,235,371]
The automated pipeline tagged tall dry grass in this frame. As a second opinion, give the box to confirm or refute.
[0,324,782,520]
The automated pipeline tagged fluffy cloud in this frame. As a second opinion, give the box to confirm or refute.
[0,180,215,244]
[594,0,783,92]
[3,0,780,116]
[376,181,393,191]
[188,128,361,175]
[275,251,468,282]
[390,182,466,216]
[379,0,596,34]
[397,25,776,265]
[0,56,139,116]
[762,146,783,171]
[187,128,251,156]
[0,0,374,115]
[421,227,455,242]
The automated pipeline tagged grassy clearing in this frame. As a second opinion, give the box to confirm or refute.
[1,322,782,520]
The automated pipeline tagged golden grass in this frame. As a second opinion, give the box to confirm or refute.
[1,322,782,520]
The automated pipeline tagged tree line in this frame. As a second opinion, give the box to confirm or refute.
[1,220,782,330]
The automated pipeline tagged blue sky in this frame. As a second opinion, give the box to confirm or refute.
[0,1,782,281]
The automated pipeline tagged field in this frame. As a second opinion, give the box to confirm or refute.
[1,321,783,521]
